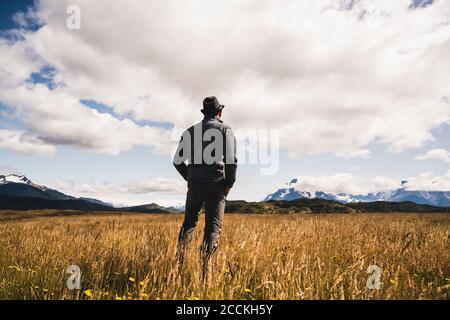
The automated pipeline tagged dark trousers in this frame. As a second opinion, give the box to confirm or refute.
[177,185,226,279]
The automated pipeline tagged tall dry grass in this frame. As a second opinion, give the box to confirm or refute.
[0,212,448,300]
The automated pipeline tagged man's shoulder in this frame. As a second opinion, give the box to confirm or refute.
[185,121,202,133]
[218,121,232,130]
[213,118,233,131]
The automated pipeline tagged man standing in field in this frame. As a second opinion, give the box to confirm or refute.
[173,96,237,281]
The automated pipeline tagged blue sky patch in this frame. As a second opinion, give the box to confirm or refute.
[80,99,174,129]
[410,0,433,9]
[27,65,60,90]
[0,0,39,31]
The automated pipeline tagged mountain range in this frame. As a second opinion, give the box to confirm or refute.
[0,174,449,214]
[265,178,450,206]
[0,174,177,213]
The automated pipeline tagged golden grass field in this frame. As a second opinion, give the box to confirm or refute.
[0,211,449,300]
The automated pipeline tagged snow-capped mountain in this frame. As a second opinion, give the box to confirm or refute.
[0,174,75,200]
[0,174,33,186]
[0,174,177,212]
[265,178,450,207]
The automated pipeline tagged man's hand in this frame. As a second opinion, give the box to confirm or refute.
[224,187,231,197]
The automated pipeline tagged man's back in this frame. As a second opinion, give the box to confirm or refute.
[174,115,237,189]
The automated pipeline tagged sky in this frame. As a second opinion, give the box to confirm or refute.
[0,0,449,206]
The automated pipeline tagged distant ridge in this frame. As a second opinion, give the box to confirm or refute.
[225,199,450,214]
[0,195,178,213]
[0,195,112,211]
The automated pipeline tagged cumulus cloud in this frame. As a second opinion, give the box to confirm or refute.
[405,170,450,191]
[0,165,20,176]
[416,148,450,163]
[0,0,449,157]
[285,170,450,194]
[0,36,173,156]
[54,177,186,206]
[336,148,371,159]
[290,173,371,194]
[0,129,55,155]
[0,83,172,155]
[372,176,403,191]
[119,178,187,195]
[287,172,402,194]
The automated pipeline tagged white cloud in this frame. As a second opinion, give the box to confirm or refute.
[405,170,450,191]
[290,173,371,194]
[54,177,186,206]
[287,172,401,194]
[0,166,20,176]
[336,148,371,159]
[0,0,449,157]
[416,148,450,163]
[372,176,402,191]
[119,178,186,195]
[0,38,173,156]
[286,170,450,194]
[0,129,55,155]
[0,81,173,156]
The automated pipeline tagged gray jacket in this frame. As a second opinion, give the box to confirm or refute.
[173,116,237,188]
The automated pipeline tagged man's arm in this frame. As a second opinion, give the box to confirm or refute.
[224,128,237,189]
[173,134,188,181]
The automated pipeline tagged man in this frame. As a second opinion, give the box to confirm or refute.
[173,96,237,281]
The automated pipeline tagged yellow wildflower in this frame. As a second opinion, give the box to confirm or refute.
[129,277,135,282]
[84,289,93,297]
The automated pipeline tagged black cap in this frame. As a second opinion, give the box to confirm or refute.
[201,96,225,115]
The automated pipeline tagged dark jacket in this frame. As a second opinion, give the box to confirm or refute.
[173,116,237,188]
